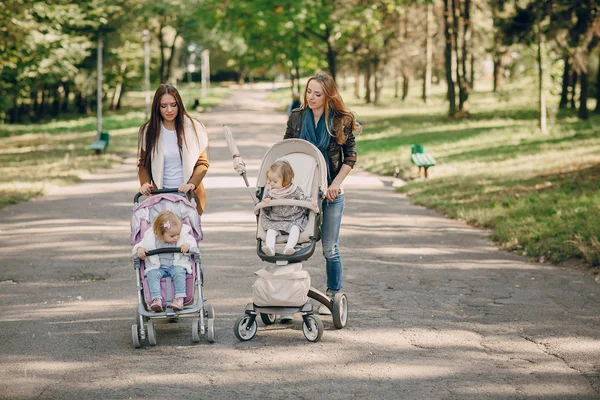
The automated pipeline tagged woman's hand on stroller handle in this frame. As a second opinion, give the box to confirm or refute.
[139,183,152,196]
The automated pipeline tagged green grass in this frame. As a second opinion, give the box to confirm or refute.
[0,86,231,209]
[353,80,600,267]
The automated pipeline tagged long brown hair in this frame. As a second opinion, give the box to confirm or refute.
[301,73,362,144]
[138,84,196,170]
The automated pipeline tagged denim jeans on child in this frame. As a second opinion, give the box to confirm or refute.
[321,193,345,292]
[146,265,187,299]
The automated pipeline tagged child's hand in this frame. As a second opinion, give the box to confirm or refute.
[137,247,147,259]
[263,197,271,204]
[180,244,190,254]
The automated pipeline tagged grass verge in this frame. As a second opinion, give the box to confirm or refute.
[353,81,600,268]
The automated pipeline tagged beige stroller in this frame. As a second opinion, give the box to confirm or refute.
[223,126,349,342]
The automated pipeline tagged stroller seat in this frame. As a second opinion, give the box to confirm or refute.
[253,139,328,263]
[131,194,202,309]
[130,191,215,347]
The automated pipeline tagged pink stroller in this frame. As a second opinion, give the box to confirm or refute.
[130,189,215,347]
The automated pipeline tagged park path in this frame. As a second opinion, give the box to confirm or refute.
[0,88,599,400]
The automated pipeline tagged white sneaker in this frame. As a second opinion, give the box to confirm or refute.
[279,314,293,323]
[261,245,275,256]
[283,247,295,255]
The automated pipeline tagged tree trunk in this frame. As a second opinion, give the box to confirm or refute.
[470,51,474,88]
[537,23,547,134]
[374,62,382,104]
[491,4,502,93]
[559,55,570,109]
[444,0,456,116]
[52,86,60,117]
[402,71,409,101]
[112,56,128,111]
[354,65,360,99]
[570,71,578,109]
[452,0,465,111]
[364,62,372,104]
[493,56,502,92]
[9,93,20,123]
[459,0,471,113]
[578,69,589,120]
[62,83,70,112]
[423,3,433,104]
[595,56,600,113]
[32,88,40,120]
[164,32,179,84]
[75,92,86,114]
[395,66,400,99]
[324,25,337,82]
[158,23,166,83]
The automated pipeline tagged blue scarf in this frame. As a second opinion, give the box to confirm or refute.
[300,108,332,181]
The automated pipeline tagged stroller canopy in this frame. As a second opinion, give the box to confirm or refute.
[256,139,328,195]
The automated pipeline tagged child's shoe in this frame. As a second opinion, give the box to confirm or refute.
[150,298,163,312]
[171,297,184,311]
[283,247,296,255]
[261,245,275,256]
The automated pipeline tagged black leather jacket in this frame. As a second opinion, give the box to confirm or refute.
[284,108,357,181]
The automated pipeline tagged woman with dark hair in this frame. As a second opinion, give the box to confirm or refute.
[137,84,209,215]
[283,73,361,311]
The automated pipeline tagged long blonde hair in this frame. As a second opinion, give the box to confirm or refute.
[267,160,294,187]
[302,73,362,144]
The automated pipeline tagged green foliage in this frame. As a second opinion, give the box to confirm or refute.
[357,82,600,267]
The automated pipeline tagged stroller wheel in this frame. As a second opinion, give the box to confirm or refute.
[332,293,348,329]
[207,319,215,343]
[302,315,324,342]
[260,313,277,325]
[234,315,257,341]
[191,317,201,343]
[147,320,157,346]
[131,324,141,348]
[206,303,216,343]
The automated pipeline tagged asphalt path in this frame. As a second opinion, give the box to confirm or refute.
[0,89,599,400]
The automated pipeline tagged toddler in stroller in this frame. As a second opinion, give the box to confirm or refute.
[130,189,215,347]
[260,159,317,257]
[226,134,349,342]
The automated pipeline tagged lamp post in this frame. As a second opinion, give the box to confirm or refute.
[142,29,150,120]
[187,43,197,105]
[97,34,103,136]
[201,49,210,99]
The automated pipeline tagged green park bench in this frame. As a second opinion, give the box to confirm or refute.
[410,144,436,178]
[89,132,110,154]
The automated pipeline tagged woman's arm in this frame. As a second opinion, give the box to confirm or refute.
[138,149,152,186]
[187,148,209,189]
[341,127,357,169]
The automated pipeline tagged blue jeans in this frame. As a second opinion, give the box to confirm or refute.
[321,194,344,291]
[146,265,187,299]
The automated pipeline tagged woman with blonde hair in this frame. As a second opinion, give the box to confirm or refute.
[137,84,209,215]
[283,72,361,312]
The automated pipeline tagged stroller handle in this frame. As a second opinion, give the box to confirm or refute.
[144,247,199,257]
[133,188,197,205]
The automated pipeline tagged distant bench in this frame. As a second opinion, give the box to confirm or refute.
[90,132,110,154]
[410,144,435,178]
